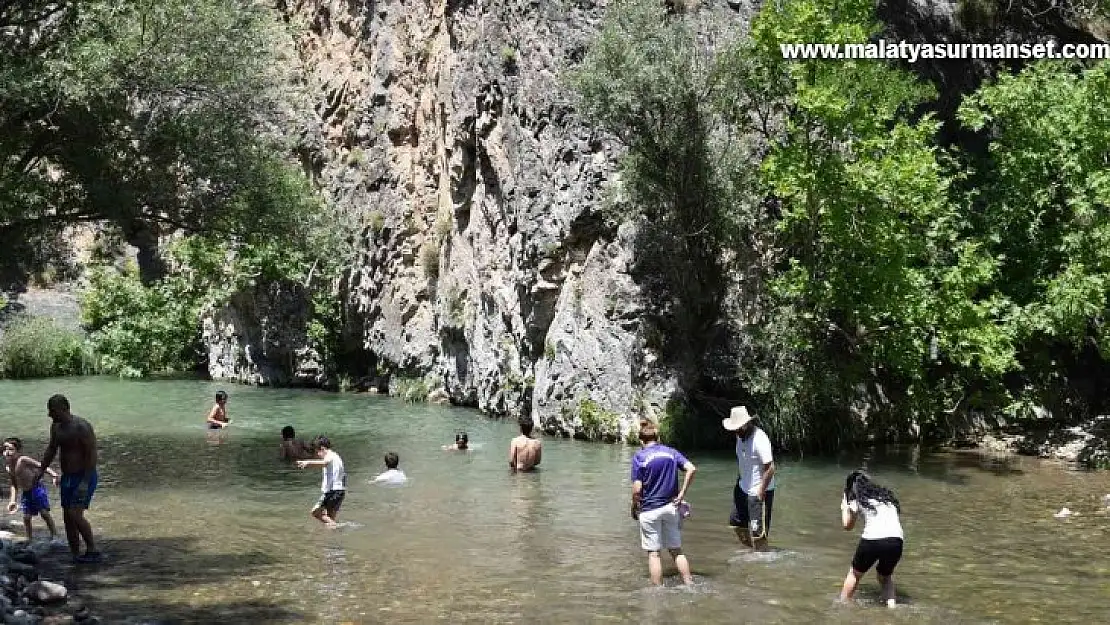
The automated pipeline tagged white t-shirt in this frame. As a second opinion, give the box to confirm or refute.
[736,427,776,494]
[372,469,407,485]
[320,450,347,492]
[847,498,904,540]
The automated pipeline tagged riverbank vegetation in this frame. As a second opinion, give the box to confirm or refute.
[575,0,1110,450]
[1,0,346,379]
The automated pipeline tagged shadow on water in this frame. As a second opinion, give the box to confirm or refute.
[34,536,304,624]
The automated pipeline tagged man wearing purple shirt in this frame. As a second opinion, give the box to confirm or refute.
[630,418,697,586]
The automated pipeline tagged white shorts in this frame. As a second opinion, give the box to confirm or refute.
[639,502,682,552]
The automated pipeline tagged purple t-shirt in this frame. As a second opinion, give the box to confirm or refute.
[631,444,690,512]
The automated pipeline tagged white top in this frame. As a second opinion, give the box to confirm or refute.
[372,469,407,484]
[848,498,904,540]
[320,450,347,492]
[736,427,776,494]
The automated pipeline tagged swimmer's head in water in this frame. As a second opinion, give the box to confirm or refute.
[455,432,469,449]
[519,417,534,436]
[2,437,21,457]
[215,390,228,404]
[282,426,296,440]
[384,451,399,469]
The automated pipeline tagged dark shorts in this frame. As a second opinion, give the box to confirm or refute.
[313,490,345,512]
[852,537,904,576]
[729,482,774,540]
[20,483,50,516]
[60,470,98,509]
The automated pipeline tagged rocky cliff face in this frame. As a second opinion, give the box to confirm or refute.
[204,0,1106,441]
[209,0,677,438]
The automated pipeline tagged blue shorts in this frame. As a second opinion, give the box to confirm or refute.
[60,470,98,509]
[20,483,50,516]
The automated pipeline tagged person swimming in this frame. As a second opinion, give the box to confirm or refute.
[279,426,314,461]
[443,431,469,451]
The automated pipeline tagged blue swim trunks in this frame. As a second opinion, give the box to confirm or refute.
[59,470,98,509]
[20,483,50,516]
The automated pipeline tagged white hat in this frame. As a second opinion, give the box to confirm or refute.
[721,405,754,431]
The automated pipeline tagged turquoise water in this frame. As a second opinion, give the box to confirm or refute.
[0,377,1107,624]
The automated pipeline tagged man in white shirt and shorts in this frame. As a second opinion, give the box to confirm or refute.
[722,406,776,551]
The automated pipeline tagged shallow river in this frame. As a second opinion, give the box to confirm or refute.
[0,377,1107,624]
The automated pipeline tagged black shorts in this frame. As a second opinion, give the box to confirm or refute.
[729,482,774,540]
[851,537,903,576]
[314,490,346,512]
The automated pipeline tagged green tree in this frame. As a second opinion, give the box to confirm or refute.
[0,0,308,283]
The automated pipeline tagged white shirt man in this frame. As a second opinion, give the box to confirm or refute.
[721,406,776,550]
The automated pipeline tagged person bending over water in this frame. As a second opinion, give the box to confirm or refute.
[371,452,407,484]
[206,391,230,429]
[279,426,313,461]
[296,436,347,529]
[36,395,101,563]
[839,470,904,608]
[508,417,542,472]
[443,431,469,451]
[630,418,696,586]
[4,437,59,542]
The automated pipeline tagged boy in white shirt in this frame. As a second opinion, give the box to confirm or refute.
[371,452,407,485]
[296,436,347,528]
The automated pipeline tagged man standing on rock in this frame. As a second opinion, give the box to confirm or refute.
[35,394,101,563]
[722,405,776,552]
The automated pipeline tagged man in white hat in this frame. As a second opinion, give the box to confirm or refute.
[722,405,775,551]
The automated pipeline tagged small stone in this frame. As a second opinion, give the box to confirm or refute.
[251,581,261,587]
[24,581,66,604]
[42,616,74,625]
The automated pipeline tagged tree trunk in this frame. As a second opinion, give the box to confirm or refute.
[123,220,165,285]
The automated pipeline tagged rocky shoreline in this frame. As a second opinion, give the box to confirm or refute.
[956,416,1110,469]
[0,534,100,625]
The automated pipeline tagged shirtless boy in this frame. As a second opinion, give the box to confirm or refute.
[35,395,101,563]
[509,417,542,472]
[3,437,59,542]
[279,426,313,461]
[206,391,230,429]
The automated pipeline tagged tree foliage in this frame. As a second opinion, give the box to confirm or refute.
[0,0,308,282]
[575,0,1110,449]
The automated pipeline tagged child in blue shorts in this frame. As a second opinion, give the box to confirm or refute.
[3,437,59,542]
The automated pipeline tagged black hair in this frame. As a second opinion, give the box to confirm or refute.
[215,390,228,402]
[455,431,468,448]
[47,394,69,412]
[3,437,21,451]
[519,417,534,436]
[844,470,900,513]
[282,426,295,439]
[384,452,399,469]
[314,435,332,450]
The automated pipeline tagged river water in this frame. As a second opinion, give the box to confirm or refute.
[0,377,1107,624]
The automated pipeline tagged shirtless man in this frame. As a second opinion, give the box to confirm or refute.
[509,418,542,472]
[35,395,101,563]
[206,391,230,429]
